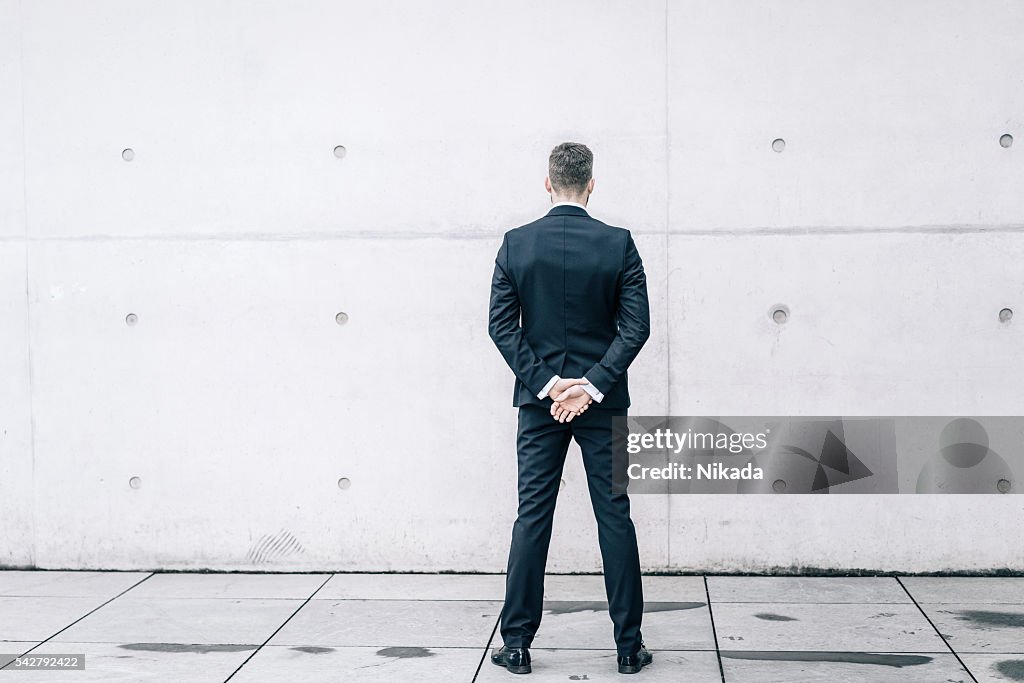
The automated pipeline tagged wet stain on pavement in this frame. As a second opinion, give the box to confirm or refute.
[645,602,706,613]
[291,646,334,654]
[953,609,1024,628]
[995,659,1024,680]
[721,651,933,668]
[375,646,435,658]
[545,601,705,614]
[118,643,254,653]
[753,612,797,621]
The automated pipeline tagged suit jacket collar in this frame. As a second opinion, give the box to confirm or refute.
[545,204,590,217]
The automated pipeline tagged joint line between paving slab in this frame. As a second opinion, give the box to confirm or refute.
[0,572,156,671]
[471,609,501,682]
[703,575,726,682]
[894,575,979,683]
[223,574,333,682]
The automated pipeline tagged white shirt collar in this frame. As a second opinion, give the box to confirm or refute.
[550,200,589,212]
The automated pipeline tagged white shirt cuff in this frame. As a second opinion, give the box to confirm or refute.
[580,377,604,403]
[538,374,560,400]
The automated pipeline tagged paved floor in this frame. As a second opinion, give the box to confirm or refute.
[0,572,1020,681]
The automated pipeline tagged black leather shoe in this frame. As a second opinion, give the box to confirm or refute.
[491,645,532,674]
[617,643,652,674]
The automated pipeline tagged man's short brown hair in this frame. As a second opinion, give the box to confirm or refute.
[548,142,593,194]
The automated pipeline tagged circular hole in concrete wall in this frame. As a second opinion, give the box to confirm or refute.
[999,308,1013,323]
[770,305,789,325]
[771,138,786,153]
[125,313,138,326]
[335,311,349,325]
[338,477,352,490]
[997,478,1012,493]
[333,145,347,159]
[999,134,1014,148]
[772,479,787,493]
[129,476,142,489]
[122,148,135,162]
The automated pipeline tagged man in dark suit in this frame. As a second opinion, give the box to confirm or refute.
[488,142,653,675]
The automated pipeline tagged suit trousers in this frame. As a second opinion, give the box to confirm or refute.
[499,402,644,657]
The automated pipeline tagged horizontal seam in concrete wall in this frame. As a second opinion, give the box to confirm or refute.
[4,224,1024,242]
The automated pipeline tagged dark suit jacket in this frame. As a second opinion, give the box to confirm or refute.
[488,204,651,409]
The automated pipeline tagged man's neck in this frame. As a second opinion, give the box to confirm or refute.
[551,196,588,208]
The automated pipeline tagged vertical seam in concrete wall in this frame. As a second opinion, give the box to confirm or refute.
[663,0,672,569]
[17,0,37,568]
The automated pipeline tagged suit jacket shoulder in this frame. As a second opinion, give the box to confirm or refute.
[503,212,630,238]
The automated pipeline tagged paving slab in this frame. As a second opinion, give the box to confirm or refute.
[0,596,112,641]
[918,603,1024,654]
[958,653,1024,682]
[720,650,973,682]
[527,601,714,651]
[902,578,1024,604]
[0,641,41,666]
[543,575,708,602]
[711,603,947,652]
[48,598,302,645]
[0,571,150,598]
[8,640,256,682]
[707,576,909,603]
[317,573,506,600]
[266,599,500,648]
[477,648,721,682]
[123,573,329,600]
[231,645,482,682]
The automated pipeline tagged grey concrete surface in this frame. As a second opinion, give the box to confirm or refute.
[4,1,1024,575]
[0,571,1018,681]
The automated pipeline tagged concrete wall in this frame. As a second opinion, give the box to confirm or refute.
[2,0,1022,572]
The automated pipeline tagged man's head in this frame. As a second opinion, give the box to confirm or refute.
[545,142,595,204]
